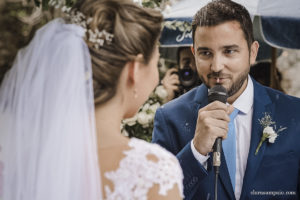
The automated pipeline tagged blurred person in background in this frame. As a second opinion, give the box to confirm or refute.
[250,60,284,92]
[161,47,201,102]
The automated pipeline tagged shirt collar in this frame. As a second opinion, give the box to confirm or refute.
[232,75,254,114]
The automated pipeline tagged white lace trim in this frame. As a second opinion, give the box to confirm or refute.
[104,138,183,200]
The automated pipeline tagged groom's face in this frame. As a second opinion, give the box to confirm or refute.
[192,20,258,100]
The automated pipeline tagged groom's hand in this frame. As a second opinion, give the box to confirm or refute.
[193,101,234,156]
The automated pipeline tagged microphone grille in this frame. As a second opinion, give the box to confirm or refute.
[208,85,228,103]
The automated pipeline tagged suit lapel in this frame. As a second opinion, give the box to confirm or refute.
[192,84,209,106]
[191,85,209,120]
[240,80,275,199]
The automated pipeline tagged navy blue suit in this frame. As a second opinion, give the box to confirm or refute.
[152,78,300,200]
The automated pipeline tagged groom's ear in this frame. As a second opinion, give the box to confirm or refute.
[250,41,259,65]
[191,46,195,56]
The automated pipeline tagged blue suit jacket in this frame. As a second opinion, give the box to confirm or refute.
[152,78,300,200]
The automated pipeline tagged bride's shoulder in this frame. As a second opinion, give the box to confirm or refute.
[104,137,184,199]
[127,138,182,173]
[120,137,182,179]
[128,137,176,159]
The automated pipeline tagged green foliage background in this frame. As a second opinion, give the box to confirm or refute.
[0,2,51,84]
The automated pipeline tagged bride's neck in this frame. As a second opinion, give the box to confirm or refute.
[94,96,129,148]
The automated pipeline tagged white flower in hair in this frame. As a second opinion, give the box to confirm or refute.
[49,0,114,49]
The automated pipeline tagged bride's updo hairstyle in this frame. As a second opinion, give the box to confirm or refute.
[76,0,163,105]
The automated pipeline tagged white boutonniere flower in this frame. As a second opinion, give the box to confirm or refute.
[255,113,287,155]
[263,126,277,143]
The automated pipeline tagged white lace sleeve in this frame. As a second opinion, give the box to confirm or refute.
[104,138,184,200]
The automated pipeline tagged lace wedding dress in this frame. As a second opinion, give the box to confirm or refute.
[104,138,184,200]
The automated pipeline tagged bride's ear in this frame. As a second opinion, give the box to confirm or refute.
[127,54,144,86]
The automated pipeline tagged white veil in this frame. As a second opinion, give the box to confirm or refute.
[0,18,102,200]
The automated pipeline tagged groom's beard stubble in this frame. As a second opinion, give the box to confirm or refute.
[199,69,249,98]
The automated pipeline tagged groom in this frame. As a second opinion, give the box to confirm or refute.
[152,0,300,200]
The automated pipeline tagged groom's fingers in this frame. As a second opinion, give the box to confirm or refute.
[205,100,228,110]
[193,101,231,155]
[206,118,229,134]
[194,118,229,154]
[199,109,230,122]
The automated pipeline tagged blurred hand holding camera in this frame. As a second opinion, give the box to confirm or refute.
[161,68,180,102]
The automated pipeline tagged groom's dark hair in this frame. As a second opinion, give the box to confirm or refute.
[192,0,254,49]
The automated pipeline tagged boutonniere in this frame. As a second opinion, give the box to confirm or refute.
[255,113,287,155]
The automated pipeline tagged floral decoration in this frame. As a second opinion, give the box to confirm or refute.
[255,112,287,155]
[163,20,192,32]
[122,86,168,142]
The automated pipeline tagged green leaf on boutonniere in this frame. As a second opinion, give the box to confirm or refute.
[255,133,268,155]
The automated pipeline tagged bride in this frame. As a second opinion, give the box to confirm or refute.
[0,0,183,199]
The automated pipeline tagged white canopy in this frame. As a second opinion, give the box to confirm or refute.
[160,0,300,49]
[163,0,300,19]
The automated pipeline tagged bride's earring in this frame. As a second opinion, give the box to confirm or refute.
[134,88,138,99]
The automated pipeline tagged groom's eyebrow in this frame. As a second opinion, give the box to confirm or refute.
[222,44,240,50]
[196,45,241,52]
[196,47,210,52]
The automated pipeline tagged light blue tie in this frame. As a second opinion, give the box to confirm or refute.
[223,108,239,191]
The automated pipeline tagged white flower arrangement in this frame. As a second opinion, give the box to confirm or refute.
[155,85,168,100]
[163,20,192,32]
[122,87,167,142]
[277,49,300,98]
[133,0,179,11]
[255,113,287,155]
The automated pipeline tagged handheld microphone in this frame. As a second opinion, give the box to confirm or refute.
[208,85,228,200]
[208,85,228,174]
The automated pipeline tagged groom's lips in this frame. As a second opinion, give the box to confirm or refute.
[209,77,227,84]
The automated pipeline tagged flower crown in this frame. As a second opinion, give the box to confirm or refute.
[49,0,114,49]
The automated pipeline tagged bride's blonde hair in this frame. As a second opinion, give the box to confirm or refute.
[75,0,163,105]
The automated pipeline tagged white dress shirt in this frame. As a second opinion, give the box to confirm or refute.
[191,75,254,200]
